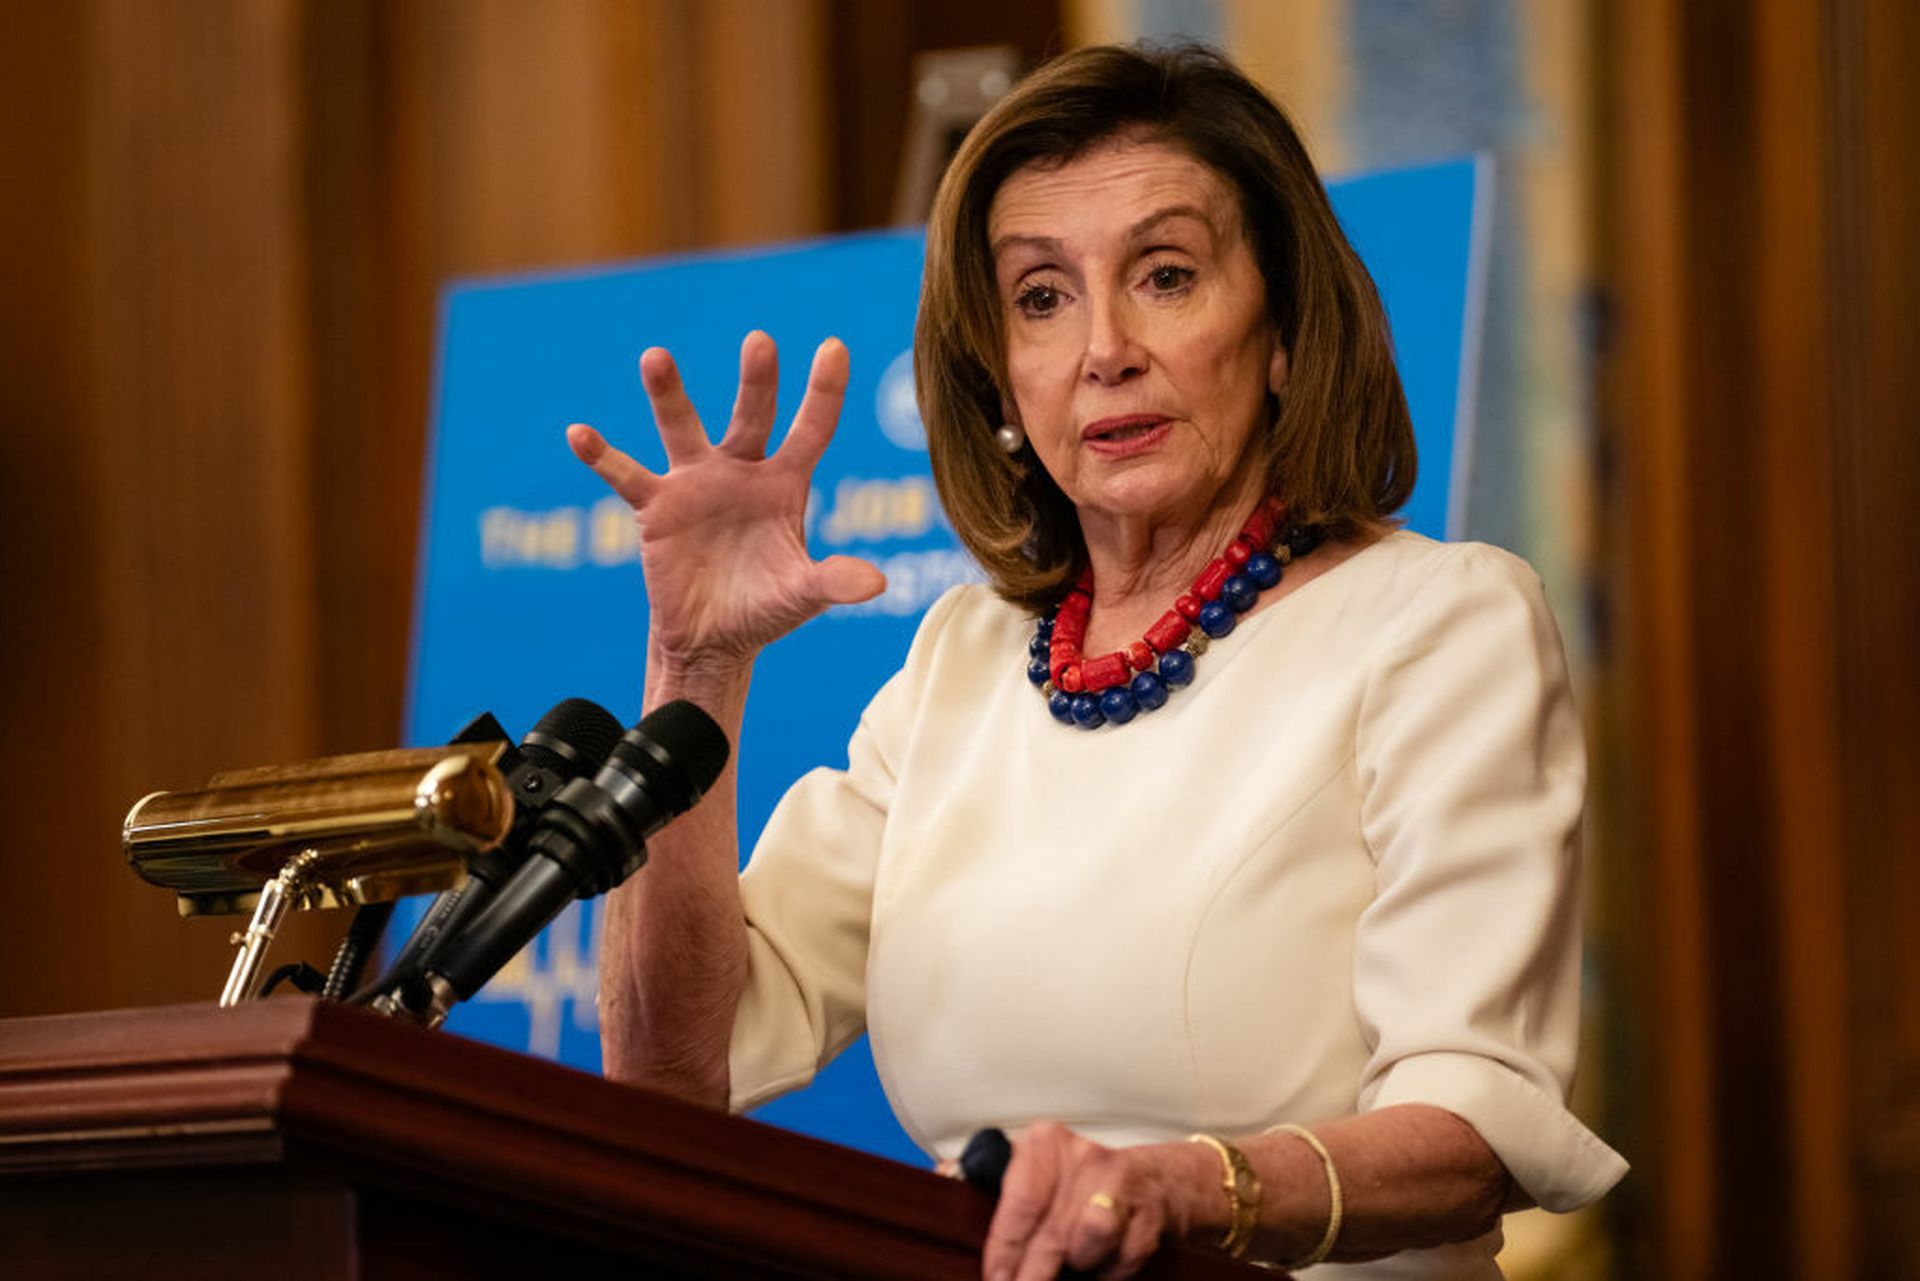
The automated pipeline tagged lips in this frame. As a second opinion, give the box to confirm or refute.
[1082,415,1173,457]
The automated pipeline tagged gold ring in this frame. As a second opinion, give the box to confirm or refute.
[1088,1191,1122,1214]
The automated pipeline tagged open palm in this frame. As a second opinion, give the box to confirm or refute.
[568,331,885,668]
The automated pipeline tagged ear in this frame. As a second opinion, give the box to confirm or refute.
[1268,342,1291,396]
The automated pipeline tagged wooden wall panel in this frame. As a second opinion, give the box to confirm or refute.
[1752,0,1855,1272]
[0,0,841,1019]
[0,0,339,1014]
[697,0,830,246]
[302,0,405,755]
[1601,0,1920,1274]
[87,0,324,772]
[1845,2,1920,1270]
[0,4,126,1016]
[1594,1,1717,1270]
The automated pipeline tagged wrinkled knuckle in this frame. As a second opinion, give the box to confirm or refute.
[999,1189,1046,1228]
[1112,1157,1152,1199]
[1006,1189,1042,1217]
[1071,1150,1118,1192]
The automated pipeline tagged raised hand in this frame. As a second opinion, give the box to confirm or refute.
[569,331,885,672]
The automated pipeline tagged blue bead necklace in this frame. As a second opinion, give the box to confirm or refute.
[1026,499,1323,729]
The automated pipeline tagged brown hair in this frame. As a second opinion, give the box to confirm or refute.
[916,42,1415,611]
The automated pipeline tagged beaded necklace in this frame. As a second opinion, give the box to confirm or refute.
[1026,496,1323,729]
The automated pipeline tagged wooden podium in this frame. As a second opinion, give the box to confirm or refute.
[0,1000,1270,1278]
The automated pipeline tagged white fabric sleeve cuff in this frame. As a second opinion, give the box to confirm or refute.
[1366,1049,1628,1212]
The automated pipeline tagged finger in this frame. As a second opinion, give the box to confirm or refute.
[721,330,780,459]
[811,555,886,607]
[566,423,658,506]
[982,1126,1063,1281]
[1065,1191,1129,1273]
[1061,1152,1137,1275]
[778,337,850,471]
[1095,1210,1164,1281]
[638,347,710,463]
[1011,1233,1069,1281]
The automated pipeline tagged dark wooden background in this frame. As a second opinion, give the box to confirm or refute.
[1595,0,1919,1274]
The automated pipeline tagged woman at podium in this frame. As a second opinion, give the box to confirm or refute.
[569,42,1624,1280]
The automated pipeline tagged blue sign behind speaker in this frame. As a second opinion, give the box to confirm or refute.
[403,157,1487,1166]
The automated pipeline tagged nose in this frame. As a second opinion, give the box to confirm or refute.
[1081,289,1147,386]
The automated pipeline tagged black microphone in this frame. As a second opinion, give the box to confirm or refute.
[365,697,624,999]
[959,1127,1013,1193]
[390,699,729,1026]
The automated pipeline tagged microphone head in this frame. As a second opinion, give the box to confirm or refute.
[516,699,731,898]
[432,701,730,996]
[610,699,730,813]
[959,1127,1013,1193]
[519,697,623,776]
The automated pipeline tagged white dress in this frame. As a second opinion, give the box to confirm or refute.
[727,531,1627,1278]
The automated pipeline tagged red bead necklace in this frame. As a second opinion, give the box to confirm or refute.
[1029,496,1321,729]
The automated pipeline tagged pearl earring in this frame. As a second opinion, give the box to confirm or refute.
[995,422,1026,453]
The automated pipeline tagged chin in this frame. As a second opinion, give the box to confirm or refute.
[1073,472,1212,525]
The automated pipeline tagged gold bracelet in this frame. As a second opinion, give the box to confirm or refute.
[1265,1122,1343,1267]
[1187,1133,1261,1259]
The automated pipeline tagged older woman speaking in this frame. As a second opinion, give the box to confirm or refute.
[567,42,1624,1281]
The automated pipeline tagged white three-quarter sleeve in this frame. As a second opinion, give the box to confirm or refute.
[1352,543,1627,1212]
[726,689,893,1112]
[723,590,960,1112]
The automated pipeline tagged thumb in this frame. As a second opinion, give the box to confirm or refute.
[811,555,886,606]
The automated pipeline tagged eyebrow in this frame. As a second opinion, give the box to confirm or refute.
[990,203,1219,261]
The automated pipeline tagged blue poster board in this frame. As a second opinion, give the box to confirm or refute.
[401,157,1487,1166]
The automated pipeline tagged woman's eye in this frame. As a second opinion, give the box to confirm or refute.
[1014,283,1063,317]
[1145,263,1195,292]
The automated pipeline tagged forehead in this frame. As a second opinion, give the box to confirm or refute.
[987,137,1240,248]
